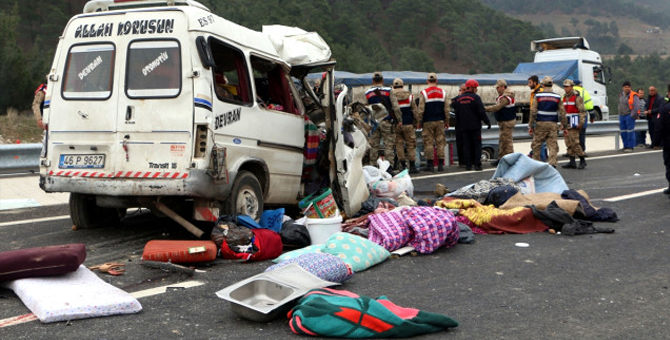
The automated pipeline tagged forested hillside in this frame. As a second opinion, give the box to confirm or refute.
[1,0,668,116]
[0,0,542,112]
[481,0,670,114]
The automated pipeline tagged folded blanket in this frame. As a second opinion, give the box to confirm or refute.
[288,288,458,338]
[437,198,548,234]
[499,192,582,216]
[492,152,569,194]
[367,207,459,254]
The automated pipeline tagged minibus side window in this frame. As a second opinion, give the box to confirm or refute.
[209,39,252,105]
[126,40,181,98]
[62,43,115,100]
[250,56,299,115]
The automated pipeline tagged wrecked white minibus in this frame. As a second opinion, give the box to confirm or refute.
[39,0,368,235]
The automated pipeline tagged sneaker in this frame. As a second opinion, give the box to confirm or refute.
[623,148,633,153]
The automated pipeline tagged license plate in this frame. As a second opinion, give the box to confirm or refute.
[59,154,106,169]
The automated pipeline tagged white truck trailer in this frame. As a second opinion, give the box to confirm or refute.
[340,36,611,123]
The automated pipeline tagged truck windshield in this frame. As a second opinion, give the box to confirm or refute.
[126,40,181,98]
[62,43,115,100]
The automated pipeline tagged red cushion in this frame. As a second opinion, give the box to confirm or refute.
[0,244,86,281]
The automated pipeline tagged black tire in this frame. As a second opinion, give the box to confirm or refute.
[69,193,121,229]
[595,109,603,121]
[481,147,494,162]
[224,171,263,220]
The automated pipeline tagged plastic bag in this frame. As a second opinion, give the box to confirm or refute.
[369,169,414,198]
[279,219,311,249]
[260,208,285,232]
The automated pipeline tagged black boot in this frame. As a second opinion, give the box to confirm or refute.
[409,162,419,174]
[562,157,577,169]
[437,159,445,172]
[422,159,435,172]
[663,187,670,195]
[577,156,587,169]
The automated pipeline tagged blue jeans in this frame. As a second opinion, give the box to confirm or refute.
[619,114,636,149]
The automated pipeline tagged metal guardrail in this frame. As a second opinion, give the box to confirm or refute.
[0,120,649,172]
[0,143,42,172]
[445,119,648,143]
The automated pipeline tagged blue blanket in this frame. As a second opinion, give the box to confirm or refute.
[492,153,568,194]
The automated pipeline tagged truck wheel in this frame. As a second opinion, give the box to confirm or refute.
[69,193,121,229]
[481,147,494,162]
[225,171,263,220]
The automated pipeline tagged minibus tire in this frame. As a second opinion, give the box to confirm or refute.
[225,171,263,220]
[69,193,121,229]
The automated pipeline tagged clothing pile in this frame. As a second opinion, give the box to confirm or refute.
[438,153,617,235]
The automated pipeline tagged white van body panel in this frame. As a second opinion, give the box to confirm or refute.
[40,3,367,219]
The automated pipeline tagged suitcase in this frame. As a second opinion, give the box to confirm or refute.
[142,240,217,263]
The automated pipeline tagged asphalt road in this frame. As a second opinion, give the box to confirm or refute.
[1,149,669,339]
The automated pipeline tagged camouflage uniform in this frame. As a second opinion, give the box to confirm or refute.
[528,83,567,167]
[485,85,516,159]
[562,90,586,158]
[365,86,401,166]
[418,83,450,170]
[393,87,418,166]
[32,84,47,129]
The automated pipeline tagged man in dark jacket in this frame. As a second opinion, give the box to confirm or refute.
[644,86,664,148]
[451,79,491,171]
[652,85,670,194]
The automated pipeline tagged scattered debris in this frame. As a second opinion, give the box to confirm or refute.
[88,262,126,276]
[140,260,195,276]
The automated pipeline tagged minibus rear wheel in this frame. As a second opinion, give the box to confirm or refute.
[70,193,122,229]
[224,171,263,220]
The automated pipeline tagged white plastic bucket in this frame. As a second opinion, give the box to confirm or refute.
[305,214,343,245]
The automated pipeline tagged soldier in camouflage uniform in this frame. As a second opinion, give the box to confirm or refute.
[528,76,567,168]
[485,79,516,166]
[417,73,450,172]
[32,83,47,129]
[365,72,401,168]
[560,79,587,169]
[392,78,419,174]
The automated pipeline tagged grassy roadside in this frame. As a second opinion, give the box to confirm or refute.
[0,109,44,144]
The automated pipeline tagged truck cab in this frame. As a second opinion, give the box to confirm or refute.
[530,36,611,121]
[39,0,368,233]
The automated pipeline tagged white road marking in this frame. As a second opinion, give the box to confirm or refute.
[130,280,205,299]
[0,215,71,228]
[0,280,206,328]
[0,313,38,328]
[603,188,665,202]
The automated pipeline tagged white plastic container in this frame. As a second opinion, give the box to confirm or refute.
[305,214,343,245]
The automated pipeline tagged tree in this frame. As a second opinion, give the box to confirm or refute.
[0,5,31,112]
[618,43,634,55]
[570,17,579,28]
[397,47,434,71]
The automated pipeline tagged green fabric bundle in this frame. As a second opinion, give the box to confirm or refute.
[288,288,458,338]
